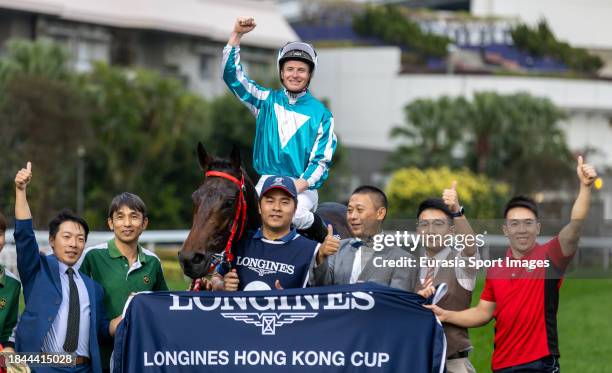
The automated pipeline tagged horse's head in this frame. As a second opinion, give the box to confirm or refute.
[179,143,258,279]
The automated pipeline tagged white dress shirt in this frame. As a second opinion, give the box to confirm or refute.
[419,247,479,291]
[41,261,91,357]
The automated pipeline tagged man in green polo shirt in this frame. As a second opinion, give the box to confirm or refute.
[79,193,167,371]
[0,211,21,351]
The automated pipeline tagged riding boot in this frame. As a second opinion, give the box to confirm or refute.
[298,212,329,243]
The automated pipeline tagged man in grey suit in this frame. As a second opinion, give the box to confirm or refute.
[310,186,419,291]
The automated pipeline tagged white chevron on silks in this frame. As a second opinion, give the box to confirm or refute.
[274,103,311,148]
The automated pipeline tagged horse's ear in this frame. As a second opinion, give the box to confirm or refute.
[197,142,211,170]
[230,145,241,170]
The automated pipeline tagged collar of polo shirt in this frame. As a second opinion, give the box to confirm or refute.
[108,239,147,263]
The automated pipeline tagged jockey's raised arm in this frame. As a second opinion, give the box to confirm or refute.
[220,16,337,243]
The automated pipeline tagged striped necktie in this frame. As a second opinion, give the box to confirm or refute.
[425,265,436,283]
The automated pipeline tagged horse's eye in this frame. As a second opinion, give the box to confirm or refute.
[222,199,235,209]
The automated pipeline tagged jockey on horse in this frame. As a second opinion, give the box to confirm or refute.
[179,144,348,290]
[223,16,337,243]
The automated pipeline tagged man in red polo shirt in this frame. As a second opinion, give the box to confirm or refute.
[427,156,598,372]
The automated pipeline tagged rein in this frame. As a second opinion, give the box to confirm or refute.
[191,170,247,291]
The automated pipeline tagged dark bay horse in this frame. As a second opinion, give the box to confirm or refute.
[179,143,349,280]
[178,143,259,279]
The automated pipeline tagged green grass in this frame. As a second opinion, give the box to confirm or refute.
[468,277,612,372]
[166,277,191,291]
[162,259,191,291]
[162,257,612,372]
[467,279,494,371]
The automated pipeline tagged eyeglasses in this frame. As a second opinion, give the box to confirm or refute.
[505,219,538,230]
[416,219,451,229]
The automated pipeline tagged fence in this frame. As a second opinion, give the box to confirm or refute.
[2,230,611,279]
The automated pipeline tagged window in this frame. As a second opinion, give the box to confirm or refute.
[37,18,110,72]
[199,54,214,80]
[74,39,109,72]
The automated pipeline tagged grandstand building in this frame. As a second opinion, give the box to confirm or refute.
[0,0,294,99]
[284,0,612,219]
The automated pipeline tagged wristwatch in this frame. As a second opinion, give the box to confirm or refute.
[451,206,464,218]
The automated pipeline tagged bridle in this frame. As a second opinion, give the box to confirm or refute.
[191,170,247,291]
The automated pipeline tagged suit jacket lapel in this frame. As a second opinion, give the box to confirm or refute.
[82,275,100,371]
[340,242,359,284]
[47,255,62,294]
[82,275,97,339]
[358,246,392,281]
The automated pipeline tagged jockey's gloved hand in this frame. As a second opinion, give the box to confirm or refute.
[298,213,328,243]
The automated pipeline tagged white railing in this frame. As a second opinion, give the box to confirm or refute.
[2,230,189,277]
[2,230,611,278]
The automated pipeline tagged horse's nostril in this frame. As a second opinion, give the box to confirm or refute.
[192,253,205,265]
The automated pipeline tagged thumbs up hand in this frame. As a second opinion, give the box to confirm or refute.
[316,224,340,264]
[15,162,33,191]
[576,155,597,188]
[274,280,284,290]
[442,180,460,213]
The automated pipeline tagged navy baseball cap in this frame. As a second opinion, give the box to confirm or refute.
[260,176,298,201]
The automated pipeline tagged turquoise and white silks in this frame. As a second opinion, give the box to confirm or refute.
[222,45,336,191]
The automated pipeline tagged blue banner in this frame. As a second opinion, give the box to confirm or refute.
[113,283,446,372]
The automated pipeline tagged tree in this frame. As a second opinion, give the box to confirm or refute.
[0,40,92,226]
[465,92,573,193]
[511,20,603,75]
[388,96,468,169]
[83,63,211,229]
[386,167,509,219]
[0,40,215,229]
[389,92,574,194]
[353,5,450,60]
[0,39,72,87]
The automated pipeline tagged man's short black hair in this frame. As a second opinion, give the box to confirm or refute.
[417,198,453,220]
[49,209,90,240]
[0,212,7,232]
[351,185,388,210]
[503,195,539,219]
[108,192,147,219]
